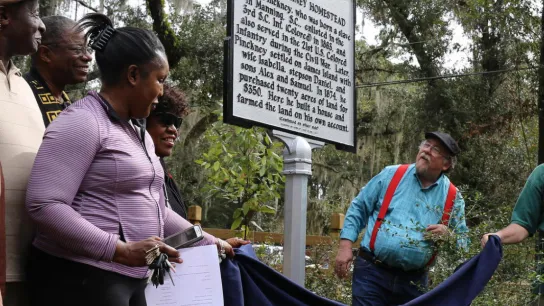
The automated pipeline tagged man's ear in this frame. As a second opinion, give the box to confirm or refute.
[38,46,53,63]
[442,159,452,172]
[126,65,140,87]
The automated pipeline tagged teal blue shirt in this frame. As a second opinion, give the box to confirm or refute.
[340,164,469,271]
[511,164,544,234]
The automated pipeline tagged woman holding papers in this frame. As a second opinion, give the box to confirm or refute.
[25,13,247,306]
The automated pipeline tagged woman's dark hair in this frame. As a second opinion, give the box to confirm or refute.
[151,84,189,117]
[76,13,166,85]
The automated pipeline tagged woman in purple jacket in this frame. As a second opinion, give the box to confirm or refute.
[25,13,246,306]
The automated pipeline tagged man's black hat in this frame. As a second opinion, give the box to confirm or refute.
[425,131,460,156]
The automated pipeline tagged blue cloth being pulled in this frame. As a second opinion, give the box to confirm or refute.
[220,244,344,306]
[221,237,501,306]
[402,235,503,306]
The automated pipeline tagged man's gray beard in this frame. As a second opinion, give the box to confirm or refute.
[416,165,432,180]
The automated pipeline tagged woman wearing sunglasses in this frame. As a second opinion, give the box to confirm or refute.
[146,84,188,219]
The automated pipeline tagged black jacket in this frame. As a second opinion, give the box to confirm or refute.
[160,159,187,219]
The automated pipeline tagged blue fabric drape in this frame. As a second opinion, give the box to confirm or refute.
[221,237,502,306]
[402,235,502,306]
[220,244,344,306]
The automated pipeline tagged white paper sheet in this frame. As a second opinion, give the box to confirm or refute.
[145,244,224,306]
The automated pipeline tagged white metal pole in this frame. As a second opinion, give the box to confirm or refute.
[272,130,323,286]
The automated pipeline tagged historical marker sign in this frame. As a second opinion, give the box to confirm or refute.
[225,0,356,152]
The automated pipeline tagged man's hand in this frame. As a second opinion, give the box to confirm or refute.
[480,233,499,248]
[335,239,354,279]
[426,224,451,237]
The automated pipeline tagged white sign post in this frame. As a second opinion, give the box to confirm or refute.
[272,130,323,285]
[225,0,356,285]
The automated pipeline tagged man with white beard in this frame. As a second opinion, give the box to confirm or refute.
[334,131,469,306]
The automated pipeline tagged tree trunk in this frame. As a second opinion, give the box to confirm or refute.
[382,0,453,131]
[146,0,185,69]
[383,0,438,79]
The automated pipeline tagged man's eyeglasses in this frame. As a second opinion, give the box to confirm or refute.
[419,140,450,159]
[154,112,183,129]
[44,43,94,56]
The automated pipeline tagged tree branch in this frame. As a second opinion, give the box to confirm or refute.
[146,0,185,69]
[74,0,98,12]
[182,112,219,146]
[313,162,342,174]
[312,162,357,187]
[357,67,397,74]
[383,0,438,78]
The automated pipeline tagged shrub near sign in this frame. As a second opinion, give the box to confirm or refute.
[224,0,356,152]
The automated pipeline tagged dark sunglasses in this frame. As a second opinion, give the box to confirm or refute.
[154,112,183,128]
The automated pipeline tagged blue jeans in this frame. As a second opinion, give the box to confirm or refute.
[352,256,428,306]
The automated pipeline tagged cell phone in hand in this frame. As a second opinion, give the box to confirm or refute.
[163,225,204,249]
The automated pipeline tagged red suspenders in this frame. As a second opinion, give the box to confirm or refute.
[368,164,457,266]
[368,164,410,251]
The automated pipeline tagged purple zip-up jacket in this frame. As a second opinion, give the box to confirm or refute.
[26,91,216,278]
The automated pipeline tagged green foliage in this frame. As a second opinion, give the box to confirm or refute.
[163,0,227,109]
[196,113,284,238]
[429,210,537,305]
[304,244,353,305]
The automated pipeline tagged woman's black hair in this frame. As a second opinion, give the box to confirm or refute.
[151,83,189,117]
[77,13,166,86]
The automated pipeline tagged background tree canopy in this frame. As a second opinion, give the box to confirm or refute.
[29,0,544,303]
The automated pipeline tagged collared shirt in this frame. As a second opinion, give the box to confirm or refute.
[511,164,544,234]
[0,60,46,282]
[26,91,216,279]
[24,67,71,127]
[340,164,469,271]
